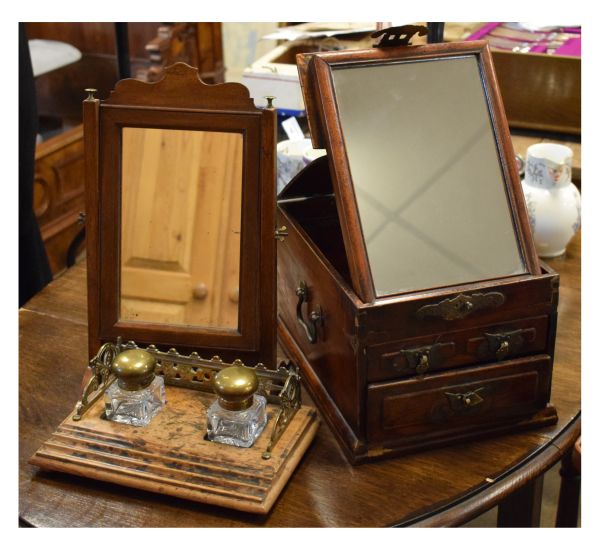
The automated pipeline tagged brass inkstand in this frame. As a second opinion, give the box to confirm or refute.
[72,338,302,459]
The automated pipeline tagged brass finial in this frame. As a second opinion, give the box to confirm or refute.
[84,88,97,101]
[264,95,276,109]
[111,349,156,391]
[213,366,259,411]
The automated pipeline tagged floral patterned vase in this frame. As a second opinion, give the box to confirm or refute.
[521,143,581,258]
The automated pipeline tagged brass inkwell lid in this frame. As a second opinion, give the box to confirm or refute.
[213,366,259,411]
[112,349,156,391]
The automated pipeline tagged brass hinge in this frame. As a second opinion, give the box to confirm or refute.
[275,226,288,241]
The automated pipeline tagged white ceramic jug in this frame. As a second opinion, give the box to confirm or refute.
[521,143,581,258]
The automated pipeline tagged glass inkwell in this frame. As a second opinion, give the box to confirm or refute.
[207,365,267,447]
[104,348,166,426]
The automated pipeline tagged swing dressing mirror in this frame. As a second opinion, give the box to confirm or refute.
[85,63,276,365]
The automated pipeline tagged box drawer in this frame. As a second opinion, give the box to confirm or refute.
[367,315,549,382]
[367,356,552,444]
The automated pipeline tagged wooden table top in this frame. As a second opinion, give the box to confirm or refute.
[19,234,581,527]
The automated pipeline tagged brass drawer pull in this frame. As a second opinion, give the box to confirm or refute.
[392,341,455,376]
[416,353,429,374]
[444,387,486,411]
[416,292,505,321]
[483,329,531,360]
[296,281,323,344]
[496,340,510,359]
[402,349,430,375]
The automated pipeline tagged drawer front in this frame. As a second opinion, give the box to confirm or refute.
[367,315,549,382]
[362,272,558,346]
[367,356,552,443]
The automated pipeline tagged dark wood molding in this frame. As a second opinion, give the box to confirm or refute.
[34,125,86,275]
[83,98,100,358]
[398,414,580,526]
[105,62,255,111]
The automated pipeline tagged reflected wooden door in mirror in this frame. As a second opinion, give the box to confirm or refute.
[84,63,276,365]
[120,127,242,329]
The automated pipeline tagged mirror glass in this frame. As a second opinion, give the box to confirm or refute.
[120,127,242,329]
[331,55,525,297]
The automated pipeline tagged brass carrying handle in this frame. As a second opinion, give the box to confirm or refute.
[296,281,323,344]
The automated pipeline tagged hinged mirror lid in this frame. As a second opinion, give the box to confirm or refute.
[84,63,277,366]
[297,40,540,304]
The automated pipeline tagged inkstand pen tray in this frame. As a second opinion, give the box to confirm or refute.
[30,340,319,514]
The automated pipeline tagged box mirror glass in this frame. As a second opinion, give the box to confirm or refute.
[331,56,526,297]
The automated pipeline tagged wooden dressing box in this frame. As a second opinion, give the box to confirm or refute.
[276,36,559,464]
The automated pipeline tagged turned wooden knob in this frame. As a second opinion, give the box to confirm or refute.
[229,287,239,303]
[193,283,208,300]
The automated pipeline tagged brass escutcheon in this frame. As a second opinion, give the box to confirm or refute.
[416,292,505,321]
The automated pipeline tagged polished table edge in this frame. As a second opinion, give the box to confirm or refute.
[395,413,581,527]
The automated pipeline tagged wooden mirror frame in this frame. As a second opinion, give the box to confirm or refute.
[297,41,540,303]
[84,63,276,366]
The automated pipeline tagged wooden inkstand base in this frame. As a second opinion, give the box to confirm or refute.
[30,342,319,514]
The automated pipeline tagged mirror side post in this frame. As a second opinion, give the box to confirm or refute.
[261,102,278,367]
[83,90,101,360]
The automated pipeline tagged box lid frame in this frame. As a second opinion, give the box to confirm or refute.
[297,41,540,304]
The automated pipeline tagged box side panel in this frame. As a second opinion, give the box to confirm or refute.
[277,207,363,437]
